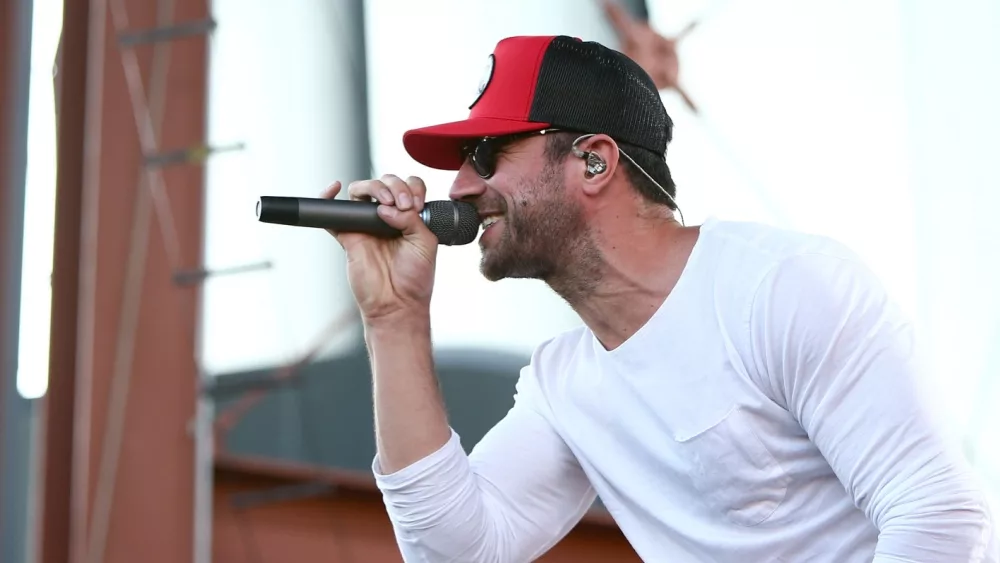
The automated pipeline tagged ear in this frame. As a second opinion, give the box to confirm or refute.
[571,133,619,197]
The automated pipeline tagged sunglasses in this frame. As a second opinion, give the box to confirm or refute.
[460,128,563,179]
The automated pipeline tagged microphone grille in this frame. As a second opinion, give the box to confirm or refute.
[424,200,481,246]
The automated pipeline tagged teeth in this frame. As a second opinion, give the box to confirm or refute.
[482,216,500,229]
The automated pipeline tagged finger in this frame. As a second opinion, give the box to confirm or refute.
[376,203,429,238]
[348,179,394,204]
[329,230,369,255]
[602,0,638,37]
[380,174,415,211]
[321,181,342,200]
[405,176,428,211]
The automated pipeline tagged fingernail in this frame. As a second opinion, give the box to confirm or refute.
[414,194,424,210]
[377,205,397,218]
[398,192,412,209]
[380,189,394,203]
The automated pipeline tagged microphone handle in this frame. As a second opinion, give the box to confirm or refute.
[257,196,401,237]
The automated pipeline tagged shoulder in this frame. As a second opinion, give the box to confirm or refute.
[702,220,907,402]
[750,249,902,348]
[514,326,591,400]
[699,217,864,273]
[526,326,591,377]
[728,223,912,373]
[697,218,883,303]
[689,218,876,331]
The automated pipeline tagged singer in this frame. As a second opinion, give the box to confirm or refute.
[322,35,997,562]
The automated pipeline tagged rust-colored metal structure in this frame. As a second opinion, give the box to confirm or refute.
[212,456,638,562]
[39,0,206,561]
[6,0,641,561]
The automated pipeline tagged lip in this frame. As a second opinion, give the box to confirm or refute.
[479,216,504,246]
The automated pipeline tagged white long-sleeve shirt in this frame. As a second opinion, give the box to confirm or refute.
[373,217,998,562]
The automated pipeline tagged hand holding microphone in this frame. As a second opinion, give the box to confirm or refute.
[258,175,474,323]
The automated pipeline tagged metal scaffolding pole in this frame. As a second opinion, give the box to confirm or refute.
[1,1,36,562]
[37,0,210,561]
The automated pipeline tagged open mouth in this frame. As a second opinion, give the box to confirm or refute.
[481,215,502,231]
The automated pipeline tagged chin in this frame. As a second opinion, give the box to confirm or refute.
[480,253,550,283]
[479,254,507,282]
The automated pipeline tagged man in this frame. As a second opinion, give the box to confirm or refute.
[323,35,997,562]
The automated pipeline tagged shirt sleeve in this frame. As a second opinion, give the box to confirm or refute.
[372,363,597,562]
[748,251,997,562]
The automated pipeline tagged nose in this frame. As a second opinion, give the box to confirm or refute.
[448,161,487,202]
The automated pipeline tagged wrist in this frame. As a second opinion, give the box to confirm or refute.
[363,308,434,377]
[363,307,431,336]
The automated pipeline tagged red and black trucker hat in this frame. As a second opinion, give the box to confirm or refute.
[402,35,673,171]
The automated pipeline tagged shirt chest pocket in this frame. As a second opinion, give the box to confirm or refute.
[673,406,791,527]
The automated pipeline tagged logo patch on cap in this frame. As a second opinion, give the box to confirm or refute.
[469,54,495,109]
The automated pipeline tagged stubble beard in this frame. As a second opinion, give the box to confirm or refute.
[479,166,603,301]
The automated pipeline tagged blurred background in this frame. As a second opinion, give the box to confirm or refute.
[2,0,998,561]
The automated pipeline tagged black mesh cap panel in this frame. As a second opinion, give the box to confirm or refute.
[528,36,673,157]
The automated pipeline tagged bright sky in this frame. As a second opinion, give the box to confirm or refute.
[17,0,63,399]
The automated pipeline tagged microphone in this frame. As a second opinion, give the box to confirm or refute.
[256,196,482,246]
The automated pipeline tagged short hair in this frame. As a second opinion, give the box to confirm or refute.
[544,132,677,209]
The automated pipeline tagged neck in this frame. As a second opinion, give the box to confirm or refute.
[547,213,698,351]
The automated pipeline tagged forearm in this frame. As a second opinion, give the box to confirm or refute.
[377,430,513,562]
[365,311,451,474]
[372,378,597,563]
[871,465,994,562]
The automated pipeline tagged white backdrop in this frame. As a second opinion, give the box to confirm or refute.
[200,0,368,376]
[897,0,1000,487]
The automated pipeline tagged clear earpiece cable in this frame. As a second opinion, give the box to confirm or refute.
[617,148,685,227]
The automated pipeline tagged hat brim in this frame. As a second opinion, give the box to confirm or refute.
[403,117,551,171]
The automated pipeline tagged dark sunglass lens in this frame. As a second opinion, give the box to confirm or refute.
[473,140,496,178]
